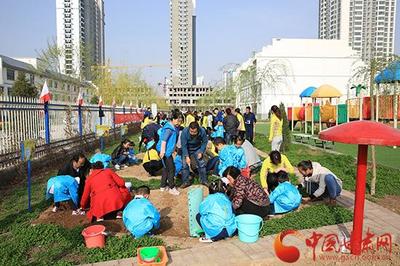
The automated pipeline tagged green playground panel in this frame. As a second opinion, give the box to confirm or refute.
[338,104,348,124]
[313,106,320,122]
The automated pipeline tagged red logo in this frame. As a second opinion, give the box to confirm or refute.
[274,230,302,263]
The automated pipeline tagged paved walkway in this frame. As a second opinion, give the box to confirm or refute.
[82,189,400,266]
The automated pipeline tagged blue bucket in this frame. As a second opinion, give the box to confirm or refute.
[235,214,263,243]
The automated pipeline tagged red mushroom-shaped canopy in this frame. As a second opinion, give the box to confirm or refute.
[319,121,400,146]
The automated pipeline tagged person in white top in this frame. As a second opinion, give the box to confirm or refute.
[297,160,343,206]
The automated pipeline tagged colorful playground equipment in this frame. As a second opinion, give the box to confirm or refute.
[288,81,400,139]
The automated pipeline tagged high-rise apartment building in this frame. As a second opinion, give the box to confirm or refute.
[169,0,196,86]
[319,0,396,61]
[56,0,105,78]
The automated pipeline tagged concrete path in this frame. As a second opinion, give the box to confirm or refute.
[82,189,400,266]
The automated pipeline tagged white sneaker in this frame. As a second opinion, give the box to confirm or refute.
[199,237,213,243]
[96,218,104,222]
[115,164,120,170]
[168,187,180,196]
[52,206,58,213]
[160,187,169,192]
[123,165,129,169]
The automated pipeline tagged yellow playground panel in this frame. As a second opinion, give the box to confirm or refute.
[320,103,336,122]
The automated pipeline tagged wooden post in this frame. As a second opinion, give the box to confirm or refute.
[311,99,315,135]
[394,82,398,129]
[346,99,350,123]
[376,84,379,122]
[305,103,308,134]
[359,96,363,121]
[319,101,322,133]
[336,98,339,126]
[291,103,294,132]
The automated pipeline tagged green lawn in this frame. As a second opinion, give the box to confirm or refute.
[255,122,400,198]
[256,122,400,169]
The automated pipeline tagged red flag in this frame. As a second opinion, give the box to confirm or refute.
[39,80,51,103]
[76,91,84,106]
[98,96,103,107]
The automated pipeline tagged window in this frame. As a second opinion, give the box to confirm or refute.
[6,68,15,80]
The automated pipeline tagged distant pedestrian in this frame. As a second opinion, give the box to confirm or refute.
[223,108,239,144]
[244,106,257,144]
[234,108,246,139]
[269,105,283,151]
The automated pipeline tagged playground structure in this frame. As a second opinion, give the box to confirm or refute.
[288,80,399,141]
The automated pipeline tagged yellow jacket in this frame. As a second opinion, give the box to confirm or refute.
[237,113,245,131]
[143,149,161,164]
[185,114,196,127]
[202,115,208,128]
[259,154,294,189]
[269,113,283,141]
[141,117,151,129]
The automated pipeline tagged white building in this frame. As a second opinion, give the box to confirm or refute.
[0,55,93,102]
[167,85,211,109]
[233,38,363,119]
[56,0,105,78]
[319,0,396,61]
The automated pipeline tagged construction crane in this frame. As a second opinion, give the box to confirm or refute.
[91,62,169,72]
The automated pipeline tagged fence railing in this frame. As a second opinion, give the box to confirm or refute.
[0,95,144,169]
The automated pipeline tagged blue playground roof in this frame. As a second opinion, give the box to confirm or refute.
[299,86,317,98]
[375,61,400,84]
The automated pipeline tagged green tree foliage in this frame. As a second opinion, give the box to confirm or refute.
[279,102,291,152]
[92,67,168,109]
[11,72,37,98]
[90,95,99,104]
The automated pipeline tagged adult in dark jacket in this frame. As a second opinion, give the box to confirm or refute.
[180,122,209,188]
[58,153,90,202]
[243,106,257,144]
[223,108,239,144]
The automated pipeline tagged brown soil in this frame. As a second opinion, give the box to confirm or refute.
[116,153,162,181]
[33,185,209,238]
[374,195,400,215]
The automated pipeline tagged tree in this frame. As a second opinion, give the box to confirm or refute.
[36,39,64,75]
[351,55,399,195]
[279,102,291,152]
[235,58,290,114]
[11,72,37,98]
[90,95,99,104]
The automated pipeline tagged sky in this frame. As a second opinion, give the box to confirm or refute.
[0,0,399,88]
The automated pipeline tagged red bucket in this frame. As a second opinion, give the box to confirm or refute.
[82,225,106,248]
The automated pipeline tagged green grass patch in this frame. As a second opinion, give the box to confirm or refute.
[254,124,400,198]
[260,204,353,237]
[0,133,165,266]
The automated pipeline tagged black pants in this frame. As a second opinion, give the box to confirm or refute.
[196,213,230,241]
[245,125,254,144]
[143,160,163,176]
[235,199,270,218]
[161,156,175,189]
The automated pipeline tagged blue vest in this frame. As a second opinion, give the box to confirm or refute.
[156,122,177,157]
[199,193,237,239]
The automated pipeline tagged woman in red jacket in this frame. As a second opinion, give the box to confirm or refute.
[80,161,132,222]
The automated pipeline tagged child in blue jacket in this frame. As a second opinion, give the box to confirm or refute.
[213,137,247,176]
[196,180,237,243]
[123,186,160,238]
[211,121,224,139]
[269,171,301,215]
[90,149,112,168]
[46,175,84,215]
